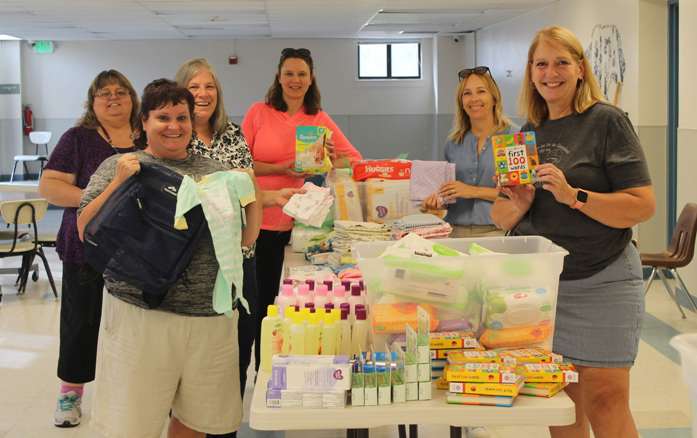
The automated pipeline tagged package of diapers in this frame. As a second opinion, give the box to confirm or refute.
[365,179,420,223]
[327,169,363,222]
[295,126,333,174]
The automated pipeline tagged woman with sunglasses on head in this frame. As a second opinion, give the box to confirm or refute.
[241,47,362,368]
[39,69,140,428]
[492,26,654,438]
[175,58,302,438]
[422,66,516,240]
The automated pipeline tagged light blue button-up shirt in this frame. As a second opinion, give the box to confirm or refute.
[443,125,518,226]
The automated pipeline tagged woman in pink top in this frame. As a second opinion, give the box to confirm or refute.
[241,48,362,364]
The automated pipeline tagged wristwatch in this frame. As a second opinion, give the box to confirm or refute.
[570,189,588,209]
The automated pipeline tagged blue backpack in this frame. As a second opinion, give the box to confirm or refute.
[83,162,209,308]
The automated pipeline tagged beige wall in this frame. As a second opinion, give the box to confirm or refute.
[637,0,668,253]
[475,0,639,123]
[677,0,697,292]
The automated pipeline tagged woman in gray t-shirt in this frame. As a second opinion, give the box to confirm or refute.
[492,27,654,438]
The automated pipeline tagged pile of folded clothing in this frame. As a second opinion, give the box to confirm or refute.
[282,182,333,228]
[392,214,452,239]
[329,220,392,268]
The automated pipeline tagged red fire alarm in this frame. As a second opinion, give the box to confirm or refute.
[228,55,238,65]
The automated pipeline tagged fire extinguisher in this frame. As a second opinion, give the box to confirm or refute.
[23,105,33,136]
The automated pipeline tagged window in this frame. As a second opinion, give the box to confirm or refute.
[358,42,421,79]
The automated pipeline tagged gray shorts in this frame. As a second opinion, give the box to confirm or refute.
[553,243,644,368]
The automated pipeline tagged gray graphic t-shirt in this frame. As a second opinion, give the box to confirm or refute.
[513,102,651,280]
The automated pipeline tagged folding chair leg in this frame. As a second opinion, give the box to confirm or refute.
[36,248,58,299]
[644,267,657,296]
[672,269,697,313]
[657,268,687,319]
[9,160,18,182]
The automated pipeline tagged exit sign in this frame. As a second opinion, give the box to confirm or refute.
[32,40,54,54]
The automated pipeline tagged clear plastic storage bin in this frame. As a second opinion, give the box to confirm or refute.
[670,333,697,438]
[353,236,568,351]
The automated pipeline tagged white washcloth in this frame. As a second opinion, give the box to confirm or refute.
[283,182,334,228]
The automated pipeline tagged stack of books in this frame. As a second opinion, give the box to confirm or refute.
[444,351,522,407]
[429,331,482,382]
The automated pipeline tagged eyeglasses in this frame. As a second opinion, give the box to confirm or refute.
[95,89,129,99]
[281,48,311,58]
[457,66,493,81]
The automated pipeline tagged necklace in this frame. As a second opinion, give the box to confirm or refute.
[97,121,136,153]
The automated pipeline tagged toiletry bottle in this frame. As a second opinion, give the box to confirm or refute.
[339,307,352,356]
[276,284,296,317]
[314,284,330,310]
[352,307,369,356]
[305,311,321,355]
[320,309,338,355]
[259,305,283,372]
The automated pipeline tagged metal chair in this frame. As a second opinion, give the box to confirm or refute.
[9,131,51,182]
[641,202,697,318]
[29,131,51,155]
[0,199,58,303]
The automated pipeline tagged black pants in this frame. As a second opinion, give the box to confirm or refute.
[57,262,104,383]
[253,229,291,370]
[206,256,259,438]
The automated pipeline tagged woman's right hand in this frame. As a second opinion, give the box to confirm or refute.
[113,153,140,186]
[500,184,535,212]
[278,160,310,179]
[422,193,443,211]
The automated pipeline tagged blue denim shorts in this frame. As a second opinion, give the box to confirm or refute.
[553,243,645,368]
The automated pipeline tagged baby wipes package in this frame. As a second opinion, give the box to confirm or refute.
[295,126,333,174]
[480,287,554,349]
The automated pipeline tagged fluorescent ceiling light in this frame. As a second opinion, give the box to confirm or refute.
[0,34,21,40]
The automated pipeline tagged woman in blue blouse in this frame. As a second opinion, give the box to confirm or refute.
[423,66,516,238]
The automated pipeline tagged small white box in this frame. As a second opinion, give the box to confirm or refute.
[392,384,406,403]
[351,387,365,406]
[417,363,431,382]
[406,382,419,401]
[418,381,432,400]
[417,346,430,363]
[365,387,378,406]
[406,364,417,382]
[378,386,392,405]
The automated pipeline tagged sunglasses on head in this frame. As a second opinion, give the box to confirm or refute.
[458,66,493,81]
[281,48,311,57]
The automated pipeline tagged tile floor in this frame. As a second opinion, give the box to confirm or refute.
[0,210,695,438]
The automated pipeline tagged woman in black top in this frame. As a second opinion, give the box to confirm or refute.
[492,26,655,438]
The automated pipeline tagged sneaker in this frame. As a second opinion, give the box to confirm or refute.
[465,426,490,438]
[54,391,82,428]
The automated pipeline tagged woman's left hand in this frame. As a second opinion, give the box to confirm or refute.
[439,181,478,201]
[534,163,576,206]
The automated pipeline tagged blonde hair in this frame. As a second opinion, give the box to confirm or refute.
[175,58,229,136]
[519,26,605,126]
[448,72,510,144]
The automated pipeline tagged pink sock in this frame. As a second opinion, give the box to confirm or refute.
[60,383,84,397]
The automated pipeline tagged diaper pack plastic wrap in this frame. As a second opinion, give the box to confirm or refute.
[326,169,363,222]
[290,224,332,253]
[364,179,421,223]
[295,126,333,174]
[352,159,412,181]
